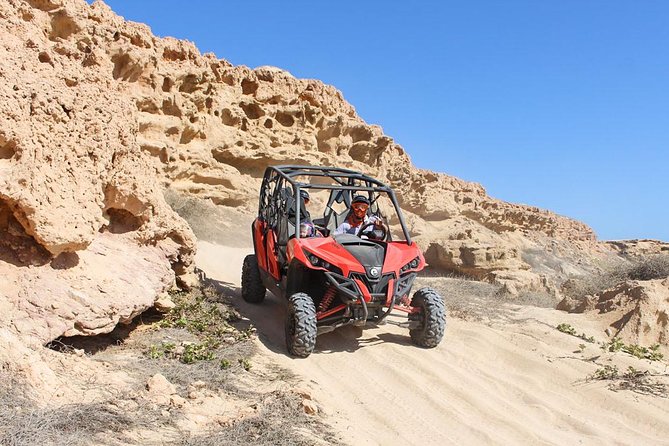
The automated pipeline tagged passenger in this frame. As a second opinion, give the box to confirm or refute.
[333,195,383,236]
[298,190,323,237]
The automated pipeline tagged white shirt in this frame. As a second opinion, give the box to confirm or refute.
[333,215,379,236]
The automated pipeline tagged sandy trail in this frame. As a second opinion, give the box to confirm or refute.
[196,241,669,446]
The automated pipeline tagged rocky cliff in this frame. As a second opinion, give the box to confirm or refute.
[0,0,637,350]
[0,0,196,345]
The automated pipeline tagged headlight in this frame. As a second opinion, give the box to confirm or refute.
[400,256,420,274]
[305,251,339,273]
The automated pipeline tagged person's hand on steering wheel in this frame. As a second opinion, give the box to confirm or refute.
[357,219,388,241]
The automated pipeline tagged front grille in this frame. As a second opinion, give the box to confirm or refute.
[350,272,395,302]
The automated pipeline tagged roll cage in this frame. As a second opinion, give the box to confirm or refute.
[257,165,413,246]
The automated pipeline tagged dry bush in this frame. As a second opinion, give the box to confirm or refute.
[418,273,557,322]
[0,403,144,446]
[41,283,337,445]
[511,291,558,309]
[626,255,669,281]
[588,365,668,399]
[417,276,503,321]
[0,370,164,446]
[175,391,339,446]
[76,285,258,393]
[163,189,251,247]
[563,254,669,299]
[128,336,256,393]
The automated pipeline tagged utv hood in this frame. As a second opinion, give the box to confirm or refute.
[333,234,385,277]
[291,235,385,278]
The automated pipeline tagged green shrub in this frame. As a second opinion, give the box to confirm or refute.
[556,323,595,343]
[622,343,664,361]
[160,286,244,340]
[602,337,625,353]
[238,358,252,371]
[149,342,176,359]
[557,323,576,336]
[591,365,619,380]
[181,342,217,364]
[600,338,664,361]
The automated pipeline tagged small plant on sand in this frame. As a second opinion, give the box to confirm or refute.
[557,323,595,343]
[601,337,625,353]
[557,323,577,336]
[601,338,664,361]
[590,365,620,380]
[623,343,664,361]
[148,342,176,359]
[220,359,231,370]
[238,358,252,372]
[181,341,217,364]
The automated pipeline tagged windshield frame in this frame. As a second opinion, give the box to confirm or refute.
[259,165,413,244]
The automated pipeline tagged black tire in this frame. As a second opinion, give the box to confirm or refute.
[241,254,266,303]
[409,287,446,348]
[285,293,317,358]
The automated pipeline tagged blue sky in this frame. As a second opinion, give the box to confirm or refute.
[98,1,669,241]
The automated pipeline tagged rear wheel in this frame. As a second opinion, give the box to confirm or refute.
[285,293,317,357]
[241,254,266,303]
[409,287,446,348]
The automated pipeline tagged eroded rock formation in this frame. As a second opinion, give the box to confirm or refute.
[9,0,601,298]
[0,0,658,353]
[558,279,669,347]
[0,0,195,345]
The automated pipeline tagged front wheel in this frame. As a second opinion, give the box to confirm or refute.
[285,293,317,358]
[409,287,446,348]
[241,254,266,303]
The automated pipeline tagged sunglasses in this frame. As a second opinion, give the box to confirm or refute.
[352,203,369,211]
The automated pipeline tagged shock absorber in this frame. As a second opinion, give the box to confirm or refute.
[318,285,337,313]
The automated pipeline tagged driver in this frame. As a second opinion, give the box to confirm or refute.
[333,195,383,236]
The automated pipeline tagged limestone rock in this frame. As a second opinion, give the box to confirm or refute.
[302,399,319,415]
[0,232,175,344]
[605,239,669,258]
[558,279,669,346]
[0,0,657,354]
[0,0,195,346]
[170,394,187,408]
[146,373,177,405]
[154,293,176,313]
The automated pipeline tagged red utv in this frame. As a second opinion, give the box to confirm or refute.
[241,165,446,357]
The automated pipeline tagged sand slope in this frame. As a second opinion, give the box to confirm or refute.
[196,241,669,446]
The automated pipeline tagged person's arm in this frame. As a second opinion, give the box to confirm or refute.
[333,222,350,235]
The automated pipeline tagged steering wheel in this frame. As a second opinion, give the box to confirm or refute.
[357,221,388,241]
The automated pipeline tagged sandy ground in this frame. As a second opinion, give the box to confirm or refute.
[196,241,669,446]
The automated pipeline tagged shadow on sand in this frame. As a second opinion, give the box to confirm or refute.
[205,274,415,358]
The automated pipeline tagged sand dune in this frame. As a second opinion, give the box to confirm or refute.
[196,241,669,445]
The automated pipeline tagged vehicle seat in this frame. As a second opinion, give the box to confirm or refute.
[326,208,351,234]
[285,195,311,225]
